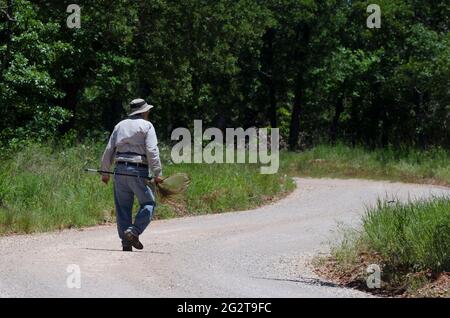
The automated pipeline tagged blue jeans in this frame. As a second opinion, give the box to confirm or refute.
[113,164,156,247]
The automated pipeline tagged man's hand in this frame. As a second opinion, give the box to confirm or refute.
[102,175,110,185]
[154,176,164,184]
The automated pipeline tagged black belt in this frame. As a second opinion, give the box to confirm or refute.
[116,161,148,168]
[117,152,147,157]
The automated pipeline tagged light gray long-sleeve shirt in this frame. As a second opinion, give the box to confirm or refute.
[100,117,162,177]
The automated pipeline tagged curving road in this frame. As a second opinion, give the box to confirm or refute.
[0,178,448,298]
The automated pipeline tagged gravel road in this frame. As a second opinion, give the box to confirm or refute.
[0,178,448,298]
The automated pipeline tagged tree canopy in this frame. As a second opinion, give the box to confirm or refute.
[1,0,449,149]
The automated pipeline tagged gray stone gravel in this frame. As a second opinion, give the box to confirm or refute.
[0,178,448,298]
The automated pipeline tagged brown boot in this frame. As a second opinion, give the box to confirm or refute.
[122,245,132,252]
[124,229,144,250]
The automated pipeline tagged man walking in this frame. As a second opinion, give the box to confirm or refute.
[101,98,163,252]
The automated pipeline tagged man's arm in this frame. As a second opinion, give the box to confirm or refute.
[100,128,117,174]
[145,124,162,178]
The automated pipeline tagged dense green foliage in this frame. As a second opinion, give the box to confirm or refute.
[1,1,448,148]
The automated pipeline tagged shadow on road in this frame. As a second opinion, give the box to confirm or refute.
[252,276,342,288]
[82,248,170,255]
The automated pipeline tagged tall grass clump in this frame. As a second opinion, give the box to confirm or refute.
[0,142,113,234]
[361,198,450,273]
[325,197,450,295]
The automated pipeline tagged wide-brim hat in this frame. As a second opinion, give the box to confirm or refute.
[128,98,154,116]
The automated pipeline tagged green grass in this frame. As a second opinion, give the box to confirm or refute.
[362,198,450,272]
[280,143,450,186]
[0,141,448,236]
[0,142,294,234]
[356,198,448,272]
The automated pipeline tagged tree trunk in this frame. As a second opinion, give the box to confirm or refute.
[263,28,277,128]
[288,73,303,150]
[349,97,359,147]
[366,82,382,148]
[413,87,427,149]
[268,76,277,128]
[380,105,390,148]
[288,24,310,150]
[99,96,125,133]
[330,94,344,144]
